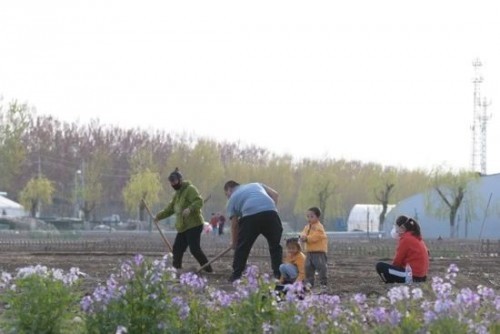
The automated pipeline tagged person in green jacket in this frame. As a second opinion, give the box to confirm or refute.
[154,168,213,272]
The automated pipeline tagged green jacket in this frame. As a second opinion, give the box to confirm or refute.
[155,181,204,233]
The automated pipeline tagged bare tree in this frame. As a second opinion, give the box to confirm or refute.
[374,182,395,232]
[425,167,480,238]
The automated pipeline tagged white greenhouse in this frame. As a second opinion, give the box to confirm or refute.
[0,194,27,217]
[346,204,395,232]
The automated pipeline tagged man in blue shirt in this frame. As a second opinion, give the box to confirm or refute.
[224,180,283,282]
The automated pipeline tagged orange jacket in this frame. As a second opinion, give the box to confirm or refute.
[301,221,328,253]
[393,231,429,277]
[281,251,306,282]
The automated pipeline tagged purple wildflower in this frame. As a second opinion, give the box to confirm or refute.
[306,314,316,331]
[119,262,134,280]
[352,293,366,305]
[423,310,437,324]
[171,296,190,320]
[80,295,93,313]
[456,288,480,310]
[411,287,423,300]
[477,285,495,299]
[387,285,410,304]
[370,306,387,324]
[134,254,144,266]
[210,289,235,308]
[179,272,206,290]
[433,298,454,314]
[388,309,401,326]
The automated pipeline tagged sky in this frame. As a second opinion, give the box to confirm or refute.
[1,0,500,173]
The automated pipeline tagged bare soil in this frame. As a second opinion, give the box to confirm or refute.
[1,250,498,297]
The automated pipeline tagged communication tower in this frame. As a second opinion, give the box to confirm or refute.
[470,59,492,174]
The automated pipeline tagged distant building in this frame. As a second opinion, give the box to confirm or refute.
[346,204,395,232]
[384,173,500,239]
[0,194,27,217]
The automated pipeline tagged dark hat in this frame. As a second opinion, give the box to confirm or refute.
[168,167,183,182]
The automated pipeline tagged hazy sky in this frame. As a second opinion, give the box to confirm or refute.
[1,0,499,173]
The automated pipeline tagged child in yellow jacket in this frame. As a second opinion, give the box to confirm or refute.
[300,207,328,289]
[279,237,306,284]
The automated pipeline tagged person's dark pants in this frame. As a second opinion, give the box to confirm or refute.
[172,224,212,271]
[376,262,426,283]
[231,210,283,281]
[218,222,224,235]
[305,252,328,287]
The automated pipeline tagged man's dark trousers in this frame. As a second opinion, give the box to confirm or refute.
[231,210,283,281]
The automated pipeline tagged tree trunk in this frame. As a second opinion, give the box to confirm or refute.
[449,209,457,239]
[82,201,95,222]
[30,199,38,218]
[139,200,146,222]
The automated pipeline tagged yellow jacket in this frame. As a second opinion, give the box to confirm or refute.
[301,221,328,253]
[281,251,306,282]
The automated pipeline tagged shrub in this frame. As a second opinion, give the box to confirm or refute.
[0,265,84,334]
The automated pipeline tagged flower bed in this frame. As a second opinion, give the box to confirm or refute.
[0,254,498,333]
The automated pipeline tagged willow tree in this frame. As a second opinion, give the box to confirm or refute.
[425,167,480,238]
[123,148,162,221]
[78,150,111,221]
[165,139,225,214]
[123,168,162,221]
[19,176,55,217]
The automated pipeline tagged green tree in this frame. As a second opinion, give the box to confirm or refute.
[258,155,296,222]
[123,148,162,221]
[166,139,225,210]
[123,169,162,221]
[294,160,341,229]
[19,176,55,217]
[425,167,480,238]
[79,149,110,221]
[0,101,31,195]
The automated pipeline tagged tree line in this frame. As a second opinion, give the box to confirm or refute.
[0,100,479,235]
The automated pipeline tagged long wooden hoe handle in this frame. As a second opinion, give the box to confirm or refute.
[196,245,233,273]
[142,199,173,253]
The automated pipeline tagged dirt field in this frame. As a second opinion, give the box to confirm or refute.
[1,242,499,297]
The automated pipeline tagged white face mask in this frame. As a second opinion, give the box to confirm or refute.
[390,226,399,239]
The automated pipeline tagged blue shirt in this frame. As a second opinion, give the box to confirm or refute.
[226,183,277,219]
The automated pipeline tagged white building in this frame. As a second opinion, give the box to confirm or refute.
[347,204,395,232]
[0,194,27,217]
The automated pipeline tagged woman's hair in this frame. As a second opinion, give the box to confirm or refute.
[395,215,422,238]
[285,237,302,251]
[307,207,321,218]
[223,180,240,191]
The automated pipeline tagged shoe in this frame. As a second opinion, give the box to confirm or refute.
[203,265,213,273]
[227,274,241,283]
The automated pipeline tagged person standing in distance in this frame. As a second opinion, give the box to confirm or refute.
[224,180,283,282]
[154,168,213,272]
